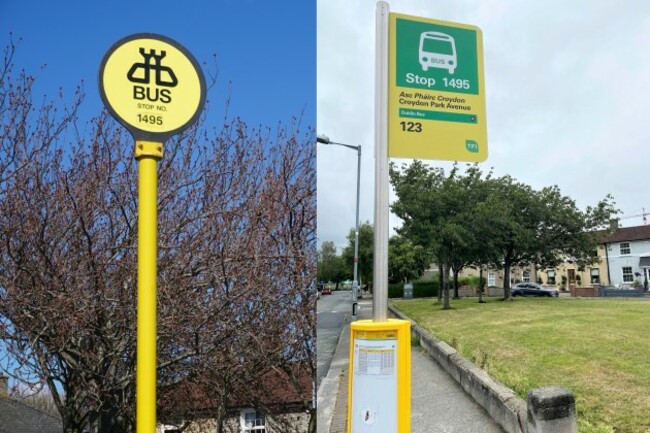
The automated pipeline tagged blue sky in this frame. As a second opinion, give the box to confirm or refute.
[0,0,315,392]
[1,0,315,133]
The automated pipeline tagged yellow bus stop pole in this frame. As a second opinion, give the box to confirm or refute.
[135,140,163,433]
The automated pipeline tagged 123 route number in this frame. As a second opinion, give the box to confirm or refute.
[400,121,422,133]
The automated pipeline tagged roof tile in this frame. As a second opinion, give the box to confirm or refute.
[0,397,62,433]
[602,225,650,243]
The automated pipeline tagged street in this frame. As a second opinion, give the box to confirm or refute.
[316,290,352,390]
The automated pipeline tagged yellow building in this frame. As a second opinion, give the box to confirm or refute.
[458,244,609,291]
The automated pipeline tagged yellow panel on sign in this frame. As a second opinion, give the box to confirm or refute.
[100,34,205,141]
[389,13,487,161]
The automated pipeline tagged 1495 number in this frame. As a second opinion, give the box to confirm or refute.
[137,114,163,125]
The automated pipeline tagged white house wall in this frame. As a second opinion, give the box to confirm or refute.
[605,239,650,286]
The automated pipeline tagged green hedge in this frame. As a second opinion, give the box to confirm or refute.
[388,280,439,298]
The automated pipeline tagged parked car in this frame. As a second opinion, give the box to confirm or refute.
[512,283,559,297]
[321,287,332,295]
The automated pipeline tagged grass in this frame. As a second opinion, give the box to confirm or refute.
[391,297,650,433]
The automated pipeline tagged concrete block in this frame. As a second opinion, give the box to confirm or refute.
[527,387,577,433]
[411,324,425,344]
[435,340,458,376]
[418,333,435,354]
[469,366,525,433]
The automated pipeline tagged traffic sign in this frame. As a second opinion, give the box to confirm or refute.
[99,33,206,143]
[388,13,487,161]
[98,33,206,433]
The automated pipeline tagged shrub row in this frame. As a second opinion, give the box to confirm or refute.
[388,280,439,298]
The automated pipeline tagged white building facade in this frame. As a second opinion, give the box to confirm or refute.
[602,225,650,287]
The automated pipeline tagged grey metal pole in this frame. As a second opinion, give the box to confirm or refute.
[373,0,389,322]
[352,145,361,316]
[317,134,362,318]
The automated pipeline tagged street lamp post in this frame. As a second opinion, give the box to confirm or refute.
[317,134,361,317]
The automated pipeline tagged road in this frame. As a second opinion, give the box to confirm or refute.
[316,290,352,390]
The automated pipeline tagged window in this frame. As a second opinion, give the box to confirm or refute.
[522,270,530,283]
[161,423,183,433]
[590,268,600,284]
[241,410,266,433]
[622,267,634,283]
[546,270,556,285]
[488,272,496,287]
[620,242,631,255]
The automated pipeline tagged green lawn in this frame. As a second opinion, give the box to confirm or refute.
[391,297,650,433]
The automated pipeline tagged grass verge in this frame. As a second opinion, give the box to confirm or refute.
[392,297,650,433]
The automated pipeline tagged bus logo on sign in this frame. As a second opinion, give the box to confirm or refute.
[127,48,178,104]
[419,31,457,74]
[127,49,178,86]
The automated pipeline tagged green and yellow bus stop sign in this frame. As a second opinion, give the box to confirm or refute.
[388,13,487,162]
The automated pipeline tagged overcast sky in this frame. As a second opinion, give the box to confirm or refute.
[318,0,650,251]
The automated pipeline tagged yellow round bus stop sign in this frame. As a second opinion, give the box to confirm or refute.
[99,33,206,143]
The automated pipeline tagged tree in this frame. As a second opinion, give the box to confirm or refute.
[390,160,618,306]
[0,41,316,433]
[484,176,617,300]
[390,162,477,308]
[463,171,506,304]
[341,222,374,290]
[388,235,429,284]
[317,241,344,284]
[390,161,449,308]
[440,164,486,299]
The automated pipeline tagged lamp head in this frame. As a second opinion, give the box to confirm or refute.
[317,134,331,144]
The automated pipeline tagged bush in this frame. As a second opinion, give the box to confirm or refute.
[388,280,439,298]
[458,275,486,288]
[388,283,402,298]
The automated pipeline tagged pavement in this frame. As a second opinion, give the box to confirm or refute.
[317,293,504,433]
